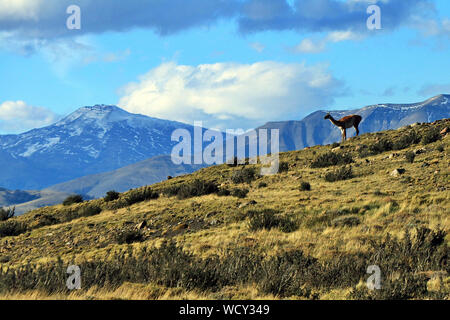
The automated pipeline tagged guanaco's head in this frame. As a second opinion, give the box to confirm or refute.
[324,113,331,120]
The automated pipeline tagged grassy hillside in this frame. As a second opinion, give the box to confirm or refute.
[0,120,449,300]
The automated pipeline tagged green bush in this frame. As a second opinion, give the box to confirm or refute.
[405,151,416,163]
[0,207,15,221]
[125,187,159,205]
[300,181,311,191]
[393,131,421,150]
[217,188,231,197]
[436,145,444,152]
[331,142,340,148]
[247,209,298,233]
[231,188,249,199]
[368,139,393,155]
[176,180,219,200]
[310,152,353,168]
[278,162,289,173]
[0,220,27,238]
[163,180,218,200]
[331,216,361,227]
[324,166,353,182]
[231,167,259,184]
[62,194,84,206]
[257,182,268,189]
[78,205,102,218]
[104,190,120,202]
[421,128,441,145]
[115,229,144,244]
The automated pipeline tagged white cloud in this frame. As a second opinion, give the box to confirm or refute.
[249,42,265,53]
[118,61,344,129]
[293,30,364,54]
[0,101,59,133]
[0,0,44,20]
[294,38,326,54]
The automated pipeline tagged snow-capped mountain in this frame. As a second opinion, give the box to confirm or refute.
[0,105,200,190]
[258,94,450,151]
[0,95,449,193]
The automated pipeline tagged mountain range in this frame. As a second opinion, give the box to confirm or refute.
[1,94,449,214]
[0,105,201,190]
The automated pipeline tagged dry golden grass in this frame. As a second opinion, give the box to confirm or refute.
[0,119,449,300]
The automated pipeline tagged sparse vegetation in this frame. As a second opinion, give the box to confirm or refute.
[405,151,416,163]
[0,220,27,238]
[115,228,144,244]
[0,207,15,221]
[299,181,311,191]
[257,182,268,189]
[62,194,84,206]
[78,205,102,218]
[0,119,448,300]
[104,190,120,202]
[310,152,353,168]
[278,161,289,173]
[231,188,249,199]
[231,167,259,184]
[247,209,298,233]
[125,187,159,205]
[324,166,353,182]
[421,128,441,145]
[393,130,421,150]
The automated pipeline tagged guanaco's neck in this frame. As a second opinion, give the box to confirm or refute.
[327,116,343,128]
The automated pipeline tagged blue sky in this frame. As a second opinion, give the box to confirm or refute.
[0,0,449,133]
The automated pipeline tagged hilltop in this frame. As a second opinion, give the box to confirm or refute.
[0,119,448,300]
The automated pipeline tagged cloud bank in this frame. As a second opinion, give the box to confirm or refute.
[118,61,345,130]
[0,0,439,49]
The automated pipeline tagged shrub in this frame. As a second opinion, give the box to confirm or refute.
[421,128,441,145]
[331,142,340,148]
[278,162,289,173]
[0,220,27,238]
[231,188,249,199]
[324,166,353,182]
[176,180,219,200]
[0,229,446,299]
[405,151,416,163]
[331,216,361,227]
[393,131,421,150]
[368,139,393,155]
[247,209,298,233]
[0,207,15,221]
[310,152,353,168]
[299,181,311,191]
[125,187,159,205]
[231,167,259,184]
[115,229,144,244]
[62,194,84,206]
[104,190,120,202]
[217,188,231,197]
[436,145,444,152]
[78,205,102,218]
[257,182,268,189]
